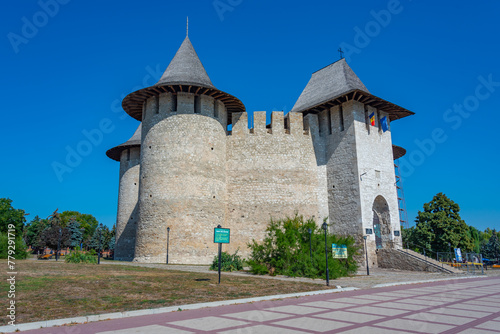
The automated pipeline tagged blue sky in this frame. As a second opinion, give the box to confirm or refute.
[1,0,499,232]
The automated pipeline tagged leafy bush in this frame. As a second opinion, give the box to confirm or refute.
[65,247,97,264]
[0,232,28,259]
[210,249,244,272]
[247,215,359,279]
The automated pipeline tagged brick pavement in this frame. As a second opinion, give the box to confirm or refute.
[14,275,500,334]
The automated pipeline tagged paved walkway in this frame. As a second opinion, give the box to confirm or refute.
[15,275,500,334]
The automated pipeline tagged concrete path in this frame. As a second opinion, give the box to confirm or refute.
[14,275,500,334]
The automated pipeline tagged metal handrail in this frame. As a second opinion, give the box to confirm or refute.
[398,248,454,273]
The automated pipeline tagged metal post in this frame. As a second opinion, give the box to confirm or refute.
[217,224,222,284]
[218,243,222,284]
[363,235,370,276]
[308,228,312,263]
[480,254,484,275]
[322,222,329,286]
[98,224,102,265]
[166,227,170,264]
[56,228,62,261]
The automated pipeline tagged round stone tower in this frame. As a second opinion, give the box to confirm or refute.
[122,34,245,264]
[106,124,141,260]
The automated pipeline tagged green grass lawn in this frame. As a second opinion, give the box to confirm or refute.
[0,260,330,325]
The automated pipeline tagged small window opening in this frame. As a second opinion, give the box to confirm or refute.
[327,109,332,135]
[339,105,345,132]
[172,94,178,112]
[194,96,201,113]
[214,100,219,118]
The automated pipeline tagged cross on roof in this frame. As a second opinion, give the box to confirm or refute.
[338,47,344,60]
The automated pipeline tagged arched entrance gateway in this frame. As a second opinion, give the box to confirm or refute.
[372,195,392,249]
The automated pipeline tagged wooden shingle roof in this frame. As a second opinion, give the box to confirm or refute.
[106,123,141,161]
[291,59,414,121]
[122,36,245,121]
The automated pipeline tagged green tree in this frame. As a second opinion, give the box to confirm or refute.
[0,198,26,236]
[89,224,107,251]
[411,193,473,254]
[40,211,70,250]
[0,232,28,259]
[67,219,83,248]
[59,211,98,249]
[24,216,48,253]
[468,225,482,254]
[482,229,500,260]
[247,215,359,279]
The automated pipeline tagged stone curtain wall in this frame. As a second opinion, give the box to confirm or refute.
[225,111,321,258]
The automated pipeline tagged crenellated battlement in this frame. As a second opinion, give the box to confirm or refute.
[230,111,309,137]
[111,32,411,265]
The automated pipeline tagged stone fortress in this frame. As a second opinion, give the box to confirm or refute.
[106,31,414,266]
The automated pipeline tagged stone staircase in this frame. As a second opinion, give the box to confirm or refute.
[377,248,463,274]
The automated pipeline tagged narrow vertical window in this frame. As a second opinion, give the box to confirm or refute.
[214,100,219,118]
[194,96,200,113]
[339,105,345,132]
[127,149,130,161]
[172,94,177,112]
[327,108,332,135]
[155,96,159,114]
[377,110,381,131]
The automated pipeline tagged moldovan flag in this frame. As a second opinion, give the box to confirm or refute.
[369,112,375,126]
[380,116,389,132]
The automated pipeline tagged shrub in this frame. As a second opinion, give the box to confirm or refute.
[209,249,244,272]
[247,215,359,279]
[0,232,28,259]
[65,247,97,264]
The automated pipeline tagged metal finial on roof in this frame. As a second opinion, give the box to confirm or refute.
[186,16,189,36]
[338,47,344,60]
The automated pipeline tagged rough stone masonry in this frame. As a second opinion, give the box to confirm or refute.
[106,32,414,266]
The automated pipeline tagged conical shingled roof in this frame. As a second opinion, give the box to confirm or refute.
[291,58,413,121]
[122,36,245,121]
[156,36,215,88]
[106,123,142,161]
[291,59,369,113]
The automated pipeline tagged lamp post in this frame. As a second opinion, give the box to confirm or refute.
[98,223,103,265]
[166,227,170,264]
[322,221,329,286]
[308,228,312,263]
[217,224,222,284]
[56,228,62,261]
[363,235,369,276]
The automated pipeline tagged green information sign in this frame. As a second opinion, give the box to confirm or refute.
[332,244,347,259]
[214,228,230,244]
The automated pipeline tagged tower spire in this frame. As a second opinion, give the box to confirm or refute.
[186,16,189,37]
